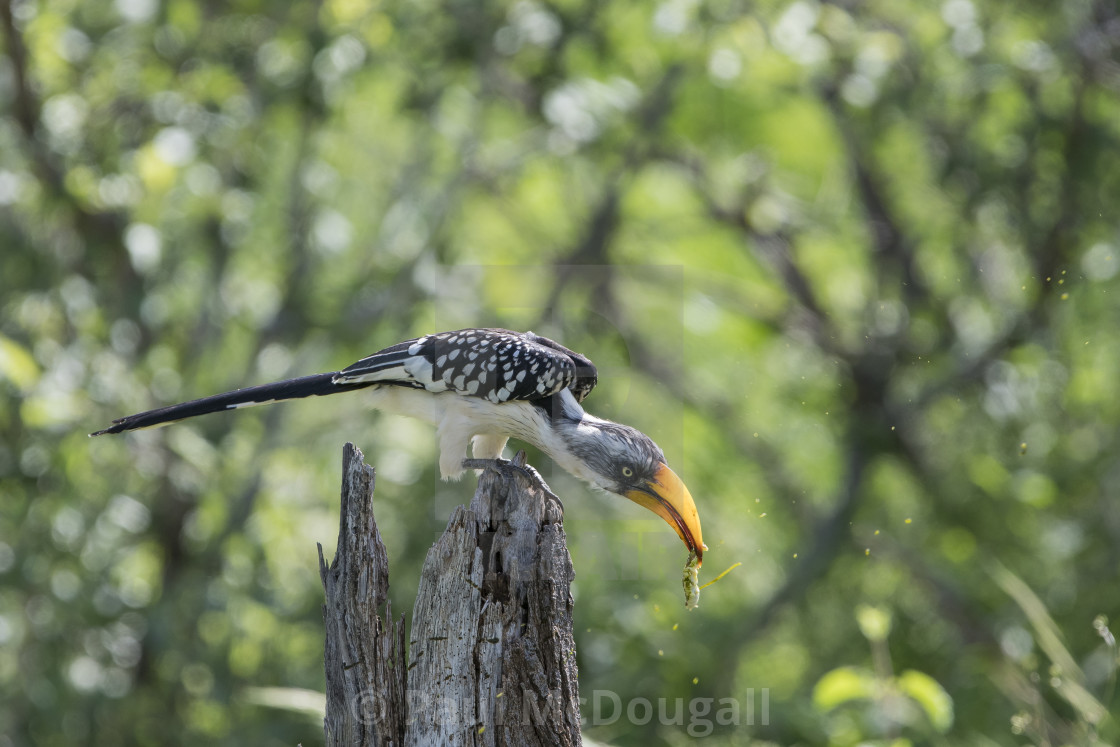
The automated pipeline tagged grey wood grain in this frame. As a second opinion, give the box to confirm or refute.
[321,444,581,746]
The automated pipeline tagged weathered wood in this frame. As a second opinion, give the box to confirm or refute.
[320,444,581,746]
[319,443,407,746]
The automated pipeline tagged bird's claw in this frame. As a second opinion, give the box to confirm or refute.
[462,451,565,515]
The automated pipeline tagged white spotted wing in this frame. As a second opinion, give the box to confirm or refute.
[332,328,598,404]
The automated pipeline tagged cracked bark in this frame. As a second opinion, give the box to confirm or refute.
[320,443,581,747]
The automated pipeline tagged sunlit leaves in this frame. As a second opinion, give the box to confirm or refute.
[814,607,954,738]
[0,335,41,393]
[812,665,876,710]
[1,0,1118,744]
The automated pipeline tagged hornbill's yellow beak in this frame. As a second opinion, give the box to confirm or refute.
[625,463,707,566]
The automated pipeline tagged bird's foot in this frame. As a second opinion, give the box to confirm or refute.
[462,451,564,515]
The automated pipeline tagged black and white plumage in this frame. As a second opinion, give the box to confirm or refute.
[334,329,598,404]
[92,328,705,562]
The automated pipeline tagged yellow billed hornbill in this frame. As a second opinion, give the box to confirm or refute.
[92,328,706,564]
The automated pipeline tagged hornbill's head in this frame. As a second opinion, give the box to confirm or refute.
[563,419,706,565]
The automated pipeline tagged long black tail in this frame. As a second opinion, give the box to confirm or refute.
[91,372,374,436]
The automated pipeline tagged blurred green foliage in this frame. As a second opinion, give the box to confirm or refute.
[2,0,1119,744]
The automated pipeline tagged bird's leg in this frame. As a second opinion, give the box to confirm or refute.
[510,450,565,514]
[462,450,565,515]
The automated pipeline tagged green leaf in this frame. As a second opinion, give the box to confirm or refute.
[0,334,40,392]
[856,604,893,642]
[896,670,954,733]
[812,666,877,711]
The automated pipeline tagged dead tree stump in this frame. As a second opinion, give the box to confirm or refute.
[319,443,581,746]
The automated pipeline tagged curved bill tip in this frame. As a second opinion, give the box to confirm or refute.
[625,463,706,566]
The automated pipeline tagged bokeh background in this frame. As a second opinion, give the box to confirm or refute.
[2,0,1119,744]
